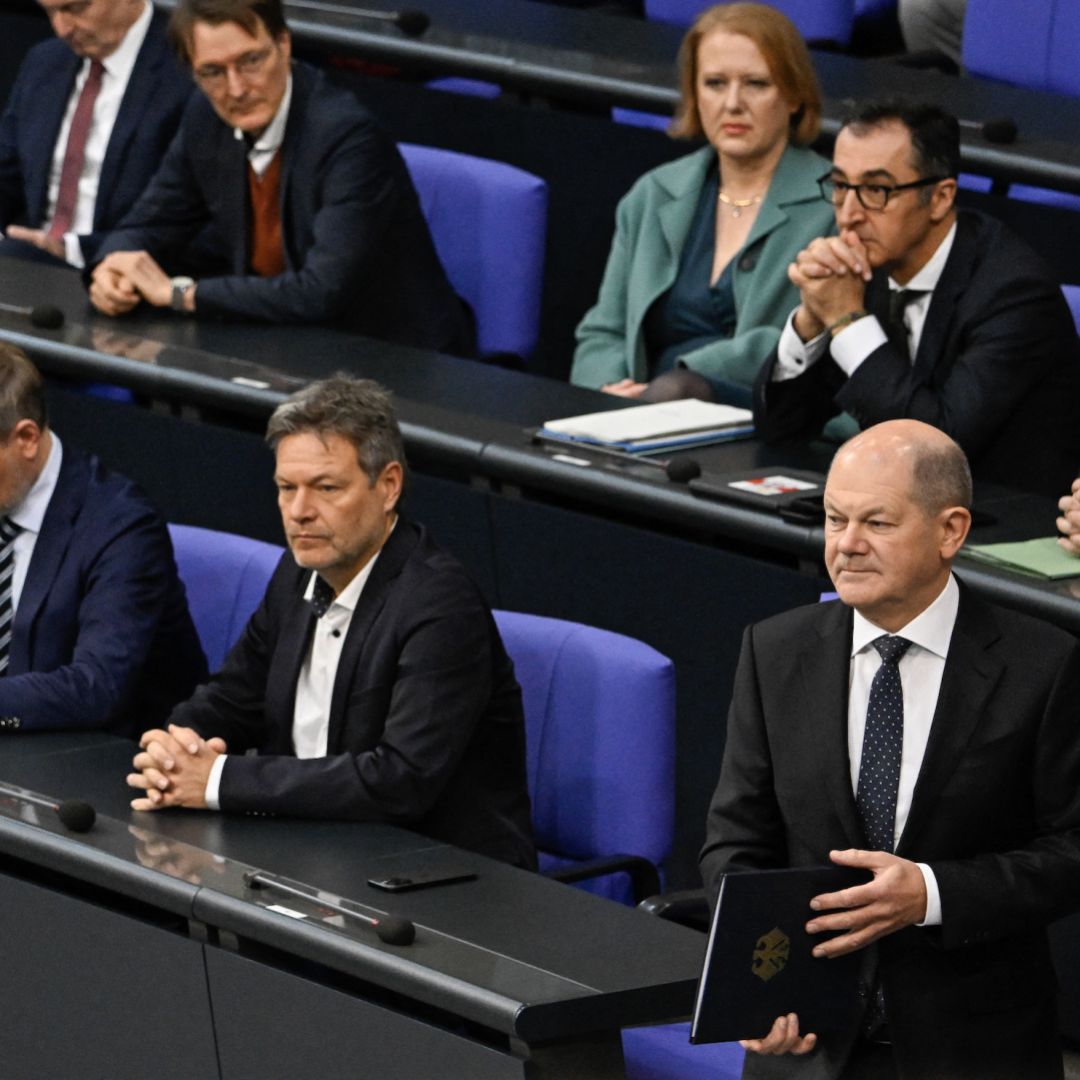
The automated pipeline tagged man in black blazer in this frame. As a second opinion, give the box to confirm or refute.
[0,344,206,735]
[127,375,536,870]
[0,0,190,267]
[88,0,469,353]
[753,100,1080,498]
[700,419,1080,1079]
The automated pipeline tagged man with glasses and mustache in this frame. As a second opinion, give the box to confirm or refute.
[86,0,469,353]
[753,100,1080,498]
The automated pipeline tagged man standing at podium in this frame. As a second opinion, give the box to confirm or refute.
[128,375,536,870]
[700,419,1080,1078]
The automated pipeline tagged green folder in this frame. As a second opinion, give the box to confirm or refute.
[962,537,1080,579]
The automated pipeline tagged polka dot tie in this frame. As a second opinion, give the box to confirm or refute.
[855,635,912,853]
[309,575,335,618]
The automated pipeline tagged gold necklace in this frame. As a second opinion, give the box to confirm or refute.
[718,190,763,218]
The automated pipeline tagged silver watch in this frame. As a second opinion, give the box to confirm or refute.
[170,276,195,312]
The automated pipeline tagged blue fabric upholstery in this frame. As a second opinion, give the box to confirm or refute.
[623,1023,745,1079]
[398,143,548,362]
[167,524,284,673]
[493,610,675,904]
[643,0,854,46]
[611,107,672,131]
[1061,284,1080,334]
[425,77,502,98]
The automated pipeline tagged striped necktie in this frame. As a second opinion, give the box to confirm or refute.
[0,516,22,675]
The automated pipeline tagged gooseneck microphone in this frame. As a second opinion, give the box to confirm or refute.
[957,115,1019,145]
[288,2,430,36]
[0,301,64,329]
[665,457,702,484]
[244,870,416,946]
[2,787,97,832]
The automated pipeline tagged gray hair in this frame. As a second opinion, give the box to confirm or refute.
[909,436,972,514]
[265,375,405,484]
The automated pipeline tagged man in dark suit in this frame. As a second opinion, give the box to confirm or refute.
[127,375,535,869]
[0,0,191,267]
[700,419,1080,1079]
[752,100,1080,498]
[88,0,469,353]
[0,344,207,735]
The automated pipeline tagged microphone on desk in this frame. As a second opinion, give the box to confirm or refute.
[0,300,64,330]
[346,6,429,36]
[244,870,416,946]
[957,115,1019,145]
[666,458,702,484]
[5,789,97,832]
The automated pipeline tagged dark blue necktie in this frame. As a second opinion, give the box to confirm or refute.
[309,575,335,618]
[855,635,912,853]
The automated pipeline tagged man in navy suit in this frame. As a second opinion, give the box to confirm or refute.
[88,0,469,352]
[701,420,1080,1079]
[126,375,535,869]
[753,100,1080,498]
[0,0,191,267]
[0,343,207,735]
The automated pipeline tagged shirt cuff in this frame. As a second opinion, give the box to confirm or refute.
[916,862,942,926]
[772,310,831,382]
[829,315,887,377]
[64,232,85,270]
[204,753,227,811]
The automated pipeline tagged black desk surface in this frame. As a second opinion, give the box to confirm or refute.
[1,253,1077,634]
[0,732,704,1041]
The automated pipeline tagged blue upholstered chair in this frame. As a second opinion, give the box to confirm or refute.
[1061,284,1080,334]
[398,143,548,364]
[168,524,284,673]
[623,1023,745,1079]
[643,0,855,47]
[493,610,676,905]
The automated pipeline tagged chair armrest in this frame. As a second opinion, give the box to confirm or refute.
[545,854,661,905]
[637,887,711,931]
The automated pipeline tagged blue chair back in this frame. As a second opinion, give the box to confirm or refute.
[1062,285,1080,335]
[168,524,285,672]
[493,610,675,903]
[643,0,854,46]
[399,143,548,362]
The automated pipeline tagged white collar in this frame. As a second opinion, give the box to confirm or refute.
[9,433,63,537]
[99,1,153,81]
[851,573,959,660]
[889,220,957,294]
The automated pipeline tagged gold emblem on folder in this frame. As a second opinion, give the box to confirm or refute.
[752,927,790,982]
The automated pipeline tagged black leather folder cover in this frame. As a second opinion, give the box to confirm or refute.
[690,866,872,1044]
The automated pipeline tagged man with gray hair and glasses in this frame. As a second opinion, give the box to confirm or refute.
[127,375,536,870]
[753,99,1080,498]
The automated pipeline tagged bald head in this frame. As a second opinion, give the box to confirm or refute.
[823,421,973,631]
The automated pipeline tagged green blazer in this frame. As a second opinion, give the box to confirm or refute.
[571,143,834,390]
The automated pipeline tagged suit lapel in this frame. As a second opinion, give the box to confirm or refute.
[28,52,81,224]
[221,130,249,275]
[10,449,87,674]
[897,589,1003,855]
[325,520,420,750]
[803,603,866,848]
[911,215,972,382]
[265,580,315,751]
[276,65,309,272]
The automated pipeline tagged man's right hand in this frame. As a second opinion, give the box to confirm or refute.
[1057,477,1080,556]
[740,1012,817,1057]
[89,254,142,316]
[789,232,873,342]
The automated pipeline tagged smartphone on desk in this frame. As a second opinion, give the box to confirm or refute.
[367,867,479,893]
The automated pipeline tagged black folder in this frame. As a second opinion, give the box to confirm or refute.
[691,866,872,1044]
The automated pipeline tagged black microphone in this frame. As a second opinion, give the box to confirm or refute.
[665,457,702,483]
[244,870,416,946]
[289,2,429,36]
[957,115,1018,145]
[4,788,97,832]
[0,301,64,329]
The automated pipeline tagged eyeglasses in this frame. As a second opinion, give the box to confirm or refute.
[818,175,948,211]
[194,46,275,89]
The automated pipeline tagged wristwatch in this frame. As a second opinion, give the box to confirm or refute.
[170,276,195,312]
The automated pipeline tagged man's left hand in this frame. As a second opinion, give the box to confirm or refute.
[100,250,173,308]
[805,848,928,958]
[4,226,65,260]
[127,724,226,810]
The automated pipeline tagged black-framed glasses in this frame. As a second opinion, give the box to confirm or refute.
[818,175,948,211]
[194,46,275,89]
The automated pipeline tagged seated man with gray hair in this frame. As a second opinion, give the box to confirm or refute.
[127,374,536,870]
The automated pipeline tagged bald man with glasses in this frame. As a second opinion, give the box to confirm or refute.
[753,99,1080,498]
[87,0,468,353]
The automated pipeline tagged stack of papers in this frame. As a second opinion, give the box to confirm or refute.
[540,399,755,454]
[963,537,1080,579]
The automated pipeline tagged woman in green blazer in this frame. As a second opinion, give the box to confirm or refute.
[572,3,834,405]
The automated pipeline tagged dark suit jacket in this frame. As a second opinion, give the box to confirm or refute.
[753,210,1080,497]
[700,586,1080,1080]
[0,10,191,264]
[168,518,536,870]
[0,443,207,736]
[95,62,470,353]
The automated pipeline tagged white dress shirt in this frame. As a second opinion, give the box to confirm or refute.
[848,574,959,926]
[234,73,292,178]
[43,1,153,268]
[7,433,63,614]
[204,537,382,809]
[772,221,959,382]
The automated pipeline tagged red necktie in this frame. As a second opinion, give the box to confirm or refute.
[47,59,105,241]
